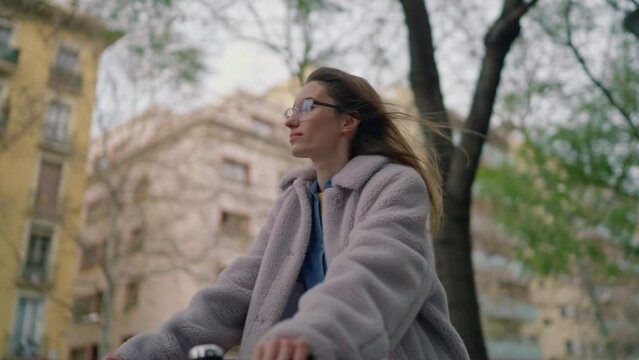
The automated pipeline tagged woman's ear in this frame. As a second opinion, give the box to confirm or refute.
[341,114,360,135]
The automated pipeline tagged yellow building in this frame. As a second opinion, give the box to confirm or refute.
[0,1,116,359]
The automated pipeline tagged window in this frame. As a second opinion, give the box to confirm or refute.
[524,335,538,343]
[81,242,105,269]
[43,99,71,143]
[70,347,86,360]
[73,292,102,321]
[89,344,98,360]
[0,80,7,134]
[222,159,249,183]
[34,161,63,216]
[54,46,79,72]
[50,46,82,92]
[22,224,53,284]
[252,118,273,137]
[0,23,12,48]
[129,226,144,253]
[560,304,577,318]
[69,344,98,360]
[221,211,249,235]
[565,339,581,355]
[124,279,140,310]
[498,279,527,298]
[11,295,43,357]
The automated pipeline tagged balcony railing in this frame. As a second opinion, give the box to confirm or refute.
[5,335,46,360]
[18,266,50,289]
[0,44,20,73]
[480,295,537,322]
[0,104,9,134]
[48,65,82,93]
[486,340,542,360]
[39,129,72,155]
[0,114,7,134]
[34,194,63,220]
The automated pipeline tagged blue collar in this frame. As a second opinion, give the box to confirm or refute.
[310,179,333,195]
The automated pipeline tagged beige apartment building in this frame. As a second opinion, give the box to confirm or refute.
[68,80,638,360]
[68,92,304,359]
[527,277,600,359]
[475,141,639,360]
[526,264,639,359]
[471,200,542,360]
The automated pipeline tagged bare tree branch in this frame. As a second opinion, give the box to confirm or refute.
[562,0,639,141]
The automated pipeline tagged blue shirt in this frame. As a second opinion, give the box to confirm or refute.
[300,179,332,290]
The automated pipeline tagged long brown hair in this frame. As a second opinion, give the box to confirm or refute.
[307,67,444,233]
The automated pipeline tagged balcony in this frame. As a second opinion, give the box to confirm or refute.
[487,340,542,360]
[0,44,20,74]
[480,295,537,322]
[40,121,72,155]
[30,192,65,221]
[17,266,51,290]
[48,65,82,94]
[0,105,9,136]
[40,133,72,155]
[4,336,46,360]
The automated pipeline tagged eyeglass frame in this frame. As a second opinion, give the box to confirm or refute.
[284,97,344,120]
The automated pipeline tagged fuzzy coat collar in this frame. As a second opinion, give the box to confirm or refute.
[280,155,390,191]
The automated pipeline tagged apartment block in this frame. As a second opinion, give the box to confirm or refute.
[0,1,115,359]
[69,93,305,358]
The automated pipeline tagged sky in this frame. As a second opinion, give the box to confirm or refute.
[88,0,628,138]
[86,0,505,133]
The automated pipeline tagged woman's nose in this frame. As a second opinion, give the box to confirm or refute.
[285,117,299,129]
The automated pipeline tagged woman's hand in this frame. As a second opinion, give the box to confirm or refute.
[252,338,311,360]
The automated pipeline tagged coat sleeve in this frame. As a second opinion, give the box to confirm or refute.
[260,167,439,360]
[112,196,285,360]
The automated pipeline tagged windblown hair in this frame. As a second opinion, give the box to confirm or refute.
[306,67,444,234]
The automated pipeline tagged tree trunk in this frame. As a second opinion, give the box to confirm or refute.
[398,0,538,358]
[397,0,453,179]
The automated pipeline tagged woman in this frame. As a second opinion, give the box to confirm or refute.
[107,67,469,360]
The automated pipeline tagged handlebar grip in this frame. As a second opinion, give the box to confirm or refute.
[188,343,315,360]
[188,344,225,360]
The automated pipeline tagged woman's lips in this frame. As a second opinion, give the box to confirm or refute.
[289,133,302,141]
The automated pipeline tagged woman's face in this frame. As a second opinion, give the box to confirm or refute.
[285,81,348,160]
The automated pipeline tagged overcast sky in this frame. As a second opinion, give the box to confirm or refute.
[89,0,627,138]
[89,0,512,135]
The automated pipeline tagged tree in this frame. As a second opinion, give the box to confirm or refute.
[57,1,214,357]
[75,112,223,359]
[213,0,543,356]
[397,0,540,357]
[211,0,406,87]
[77,0,210,129]
[476,0,639,357]
[477,120,638,359]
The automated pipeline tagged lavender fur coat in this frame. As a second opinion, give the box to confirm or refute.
[115,155,469,360]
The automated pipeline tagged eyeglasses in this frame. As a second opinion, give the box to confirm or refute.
[284,98,341,120]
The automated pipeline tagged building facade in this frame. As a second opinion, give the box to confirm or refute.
[471,202,542,360]
[69,93,305,359]
[475,139,639,360]
[0,1,113,359]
